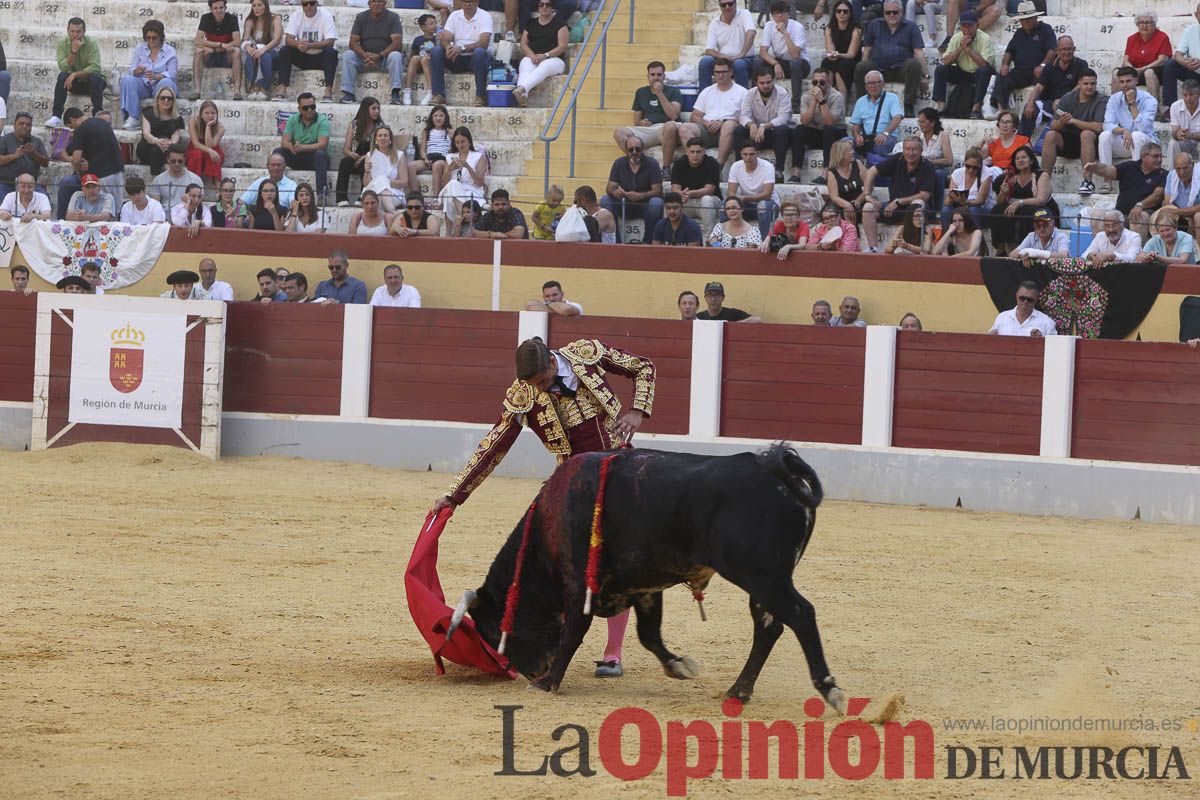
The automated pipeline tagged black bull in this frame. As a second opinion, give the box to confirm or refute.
[448,443,846,711]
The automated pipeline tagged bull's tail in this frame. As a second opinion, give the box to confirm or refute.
[758,442,823,560]
[758,442,823,508]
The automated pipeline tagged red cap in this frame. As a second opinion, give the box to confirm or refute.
[81,173,100,186]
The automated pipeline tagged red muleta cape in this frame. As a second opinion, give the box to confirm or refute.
[404,508,517,679]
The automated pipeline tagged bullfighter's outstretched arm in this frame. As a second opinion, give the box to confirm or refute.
[444,380,535,506]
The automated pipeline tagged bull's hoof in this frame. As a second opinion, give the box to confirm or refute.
[725,685,753,703]
[664,656,700,680]
[824,685,847,715]
[529,675,557,693]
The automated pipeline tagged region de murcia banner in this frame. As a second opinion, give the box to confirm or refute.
[68,310,186,429]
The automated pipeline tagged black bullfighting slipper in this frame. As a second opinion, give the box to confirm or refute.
[594,660,623,678]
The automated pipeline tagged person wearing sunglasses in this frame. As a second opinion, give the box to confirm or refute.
[388,192,442,237]
[797,67,848,171]
[119,20,179,131]
[601,136,664,243]
[698,0,757,90]
[149,143,202,211]
[275,93,331,204]
[278,0,339,102]
[988,280,1058,338]
[853,0,927,118]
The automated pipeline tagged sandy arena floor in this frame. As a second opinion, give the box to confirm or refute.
[1,443,1198,799]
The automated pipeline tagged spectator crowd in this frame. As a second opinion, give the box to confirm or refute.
[6,0,1200,338]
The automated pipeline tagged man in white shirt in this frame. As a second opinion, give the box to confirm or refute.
[1013,207,1071,262]
[1167,79,1200,164]
[150,144,202,211]
[118,176,167,225]
[754,0,808,109]
[524,279,582,316]
[369,263,422,307]
[278,0,340,102]
[670,57,748,168]
[0,173,52,221]
[988,281,1058,338]
[1164,151,1200,233]
[197,258,235,302]
[699,0,756,90]
[430,0,493,107]
[727,141,778,238]
[1082,209,1143,267]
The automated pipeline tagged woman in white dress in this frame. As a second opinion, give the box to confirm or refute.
[363,126,408,212]
[444,126,489,206]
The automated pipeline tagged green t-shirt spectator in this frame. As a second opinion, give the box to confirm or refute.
[633,85,683,125]
[283,113,331,146]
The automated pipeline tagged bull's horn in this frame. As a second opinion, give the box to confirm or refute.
[446,589,477,640]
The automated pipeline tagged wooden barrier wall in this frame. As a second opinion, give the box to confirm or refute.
[1072,340,1200,465]
[0,293,35,403]
[224,303,345,416]
[369,309,519,423]
[719,324,865,445]
[548,315,692,436]
[892,332,1044,456]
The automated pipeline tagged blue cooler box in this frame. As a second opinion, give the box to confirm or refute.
[487,84,517,107]
[678,85,699,112]
[394,0,424,8]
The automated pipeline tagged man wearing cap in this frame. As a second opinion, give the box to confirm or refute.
[65,173,115,222]
[988,280,1057,338]
[991,1,1056,116]
[696,281,761,322]
[941,0,1003,52]
[161,269,209,300]
[932,10,996,120]
[56,275,91,294]
[1013,207,1070,262]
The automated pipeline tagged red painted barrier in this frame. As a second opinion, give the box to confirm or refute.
[720,324,865,444]
[0,292,36,403]
[893,332,1043,455]
[223,302,345,415]
[370,309,520,423]
[1072,339,1200,466]
[548,315,692,435]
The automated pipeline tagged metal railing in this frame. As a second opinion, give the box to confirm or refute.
[538,0,636,195]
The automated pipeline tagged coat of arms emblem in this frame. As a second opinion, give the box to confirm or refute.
[110,323,145,393]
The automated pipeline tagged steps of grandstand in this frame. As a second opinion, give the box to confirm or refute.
[0,0,1188,241]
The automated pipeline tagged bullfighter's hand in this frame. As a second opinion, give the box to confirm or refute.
[615,410,644,441]
[431,495,458,515]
